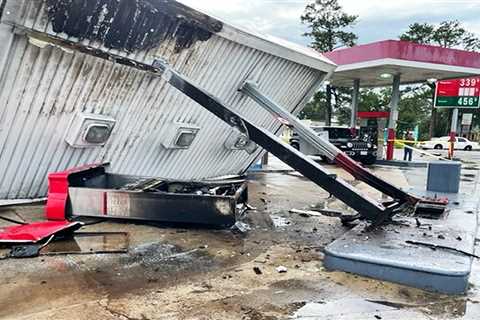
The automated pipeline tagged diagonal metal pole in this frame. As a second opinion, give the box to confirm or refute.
[239,81,419,206]
[153,60,391,222]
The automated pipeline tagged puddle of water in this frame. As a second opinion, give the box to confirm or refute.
[41,232,129,255]
[292,298,396,318]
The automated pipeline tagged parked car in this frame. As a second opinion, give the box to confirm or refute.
[417,136,479,151]
[290,126,378,165]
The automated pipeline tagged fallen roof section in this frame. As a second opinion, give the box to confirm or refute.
[0,0,333,200]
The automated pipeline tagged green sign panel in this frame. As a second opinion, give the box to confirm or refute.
[436,96,479,108]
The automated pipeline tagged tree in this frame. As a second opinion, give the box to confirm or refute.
[400,23,435,44]
[301,0,358,52]
[400,20,480,51]
[301,0,358,125]
[299,91,327,121]
[400,20,480,138]
[336,88,390,125]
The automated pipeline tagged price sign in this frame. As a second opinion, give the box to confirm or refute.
[435,77,480,109]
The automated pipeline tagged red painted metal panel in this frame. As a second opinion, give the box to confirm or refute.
[386,129,396,161]
[358,111,390,119]
[324,40,480,69]
[0,221,82,243]
[45,164,105,221]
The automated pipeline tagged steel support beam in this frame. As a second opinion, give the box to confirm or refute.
[351,79,360,136]
[387,74,401,161]
[449,108,459,159]
[153,62,390,222]
[239,81,419,207]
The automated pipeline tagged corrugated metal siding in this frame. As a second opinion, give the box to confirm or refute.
[0,1,328,199]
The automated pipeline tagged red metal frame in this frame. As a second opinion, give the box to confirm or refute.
[386,128,396,161]
[46,164,104,221]
[358,111,390,119]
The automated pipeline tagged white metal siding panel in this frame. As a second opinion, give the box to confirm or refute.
[0,1,329,199]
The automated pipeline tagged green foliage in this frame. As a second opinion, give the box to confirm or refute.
[301,0,358,52]
[299,91,327,121]
[301,0,358,125]
[400,20,480,139]
[400,23,435,44]
[396,86,433,140]
[400,20,480,51]
[300,12,480,139]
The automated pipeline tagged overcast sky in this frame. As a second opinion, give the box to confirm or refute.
[179,0,480,49]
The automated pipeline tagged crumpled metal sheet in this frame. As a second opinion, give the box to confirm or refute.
[0,221,83,244]
[0,0,327,200]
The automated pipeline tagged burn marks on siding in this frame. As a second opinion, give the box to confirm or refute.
[45,0,223,53]
[0,0,6,20]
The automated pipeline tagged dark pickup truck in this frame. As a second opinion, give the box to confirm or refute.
[290,126,378,165]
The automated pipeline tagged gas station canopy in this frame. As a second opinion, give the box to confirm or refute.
[324,40,480,87]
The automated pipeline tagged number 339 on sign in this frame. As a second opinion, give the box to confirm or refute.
[460,78,479,87]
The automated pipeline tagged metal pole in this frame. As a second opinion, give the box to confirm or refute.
[449,108,459,159]
[155,71,390,221]
[386,74,401,161]
[240,81,340,160]
[350,79,360,136]
[239,81,419,206]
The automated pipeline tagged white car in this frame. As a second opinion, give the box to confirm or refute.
[418,137,479,151]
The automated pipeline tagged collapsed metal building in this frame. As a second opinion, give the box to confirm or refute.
[0,0,335,199]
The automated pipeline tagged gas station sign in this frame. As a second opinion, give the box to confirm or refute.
[435,77,480,109]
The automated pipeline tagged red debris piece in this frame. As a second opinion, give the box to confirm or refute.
[46,163,104,221]
[0,221,83,244]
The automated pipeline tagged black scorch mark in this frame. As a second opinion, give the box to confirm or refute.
[45,0,223,53]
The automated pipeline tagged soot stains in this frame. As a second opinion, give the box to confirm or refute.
[0,0,6,20]
[45,0,223,53]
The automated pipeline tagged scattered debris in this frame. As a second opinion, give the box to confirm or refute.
[276,266,288,273]
[9,234,55,258]
[231,221,251,234]
[415,218,432,230]
[271,215,291,228]
[10,244,43,258]
[253,267,263,275]
[5,232,129,259]
[311,208,346,218]
[290,209,324,218]
[0,221,83,244]
[406,240,480,259]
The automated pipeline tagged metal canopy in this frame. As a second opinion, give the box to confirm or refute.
[325,40,480,87]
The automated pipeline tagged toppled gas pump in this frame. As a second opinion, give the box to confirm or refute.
[46,164,248,227]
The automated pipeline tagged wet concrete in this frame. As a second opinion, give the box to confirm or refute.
[0,164,479,319]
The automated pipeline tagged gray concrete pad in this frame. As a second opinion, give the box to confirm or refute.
[324,215,476,294]
[325,165,480,295]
